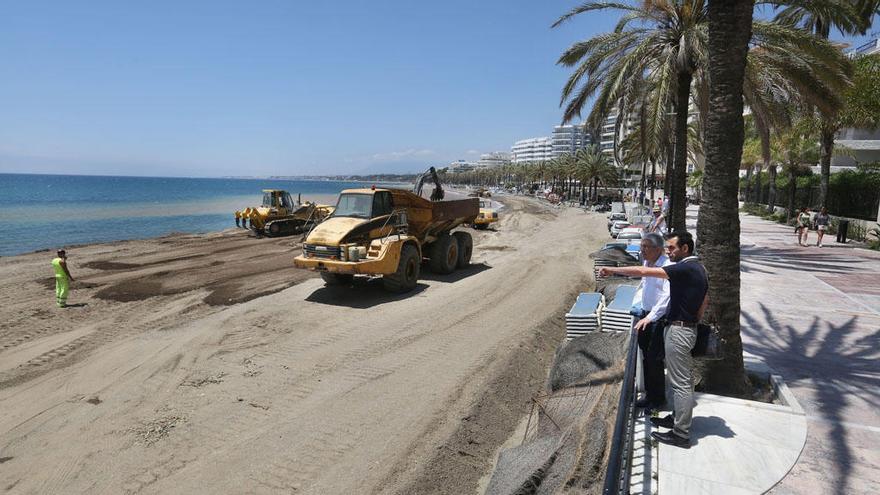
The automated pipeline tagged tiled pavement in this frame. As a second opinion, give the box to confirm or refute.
[738,212,880,494]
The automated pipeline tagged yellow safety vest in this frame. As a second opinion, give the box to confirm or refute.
[52,258,68,279]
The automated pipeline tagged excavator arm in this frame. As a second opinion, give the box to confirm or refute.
[412,166,444,201]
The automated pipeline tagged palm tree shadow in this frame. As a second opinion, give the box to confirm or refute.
[741,303,880,495]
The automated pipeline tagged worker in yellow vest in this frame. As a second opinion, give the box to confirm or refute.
[51,249,75,308]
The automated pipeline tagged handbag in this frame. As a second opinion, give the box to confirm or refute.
[691,323,724,360]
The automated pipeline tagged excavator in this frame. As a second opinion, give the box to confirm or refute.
[235,190,334,237]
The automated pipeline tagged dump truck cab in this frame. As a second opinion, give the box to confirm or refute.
[294,170,478,292]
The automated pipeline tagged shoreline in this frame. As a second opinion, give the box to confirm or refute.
[2,186,490,258]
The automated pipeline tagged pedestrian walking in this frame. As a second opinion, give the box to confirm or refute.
[51,249,75,308]
[796,207,811,246]
[598,231,709,448]
[632,232,671,412]
[815,207,830,248]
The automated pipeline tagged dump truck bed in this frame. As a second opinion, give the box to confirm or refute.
[385,189,477,240]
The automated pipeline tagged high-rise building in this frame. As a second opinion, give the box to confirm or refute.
[551,124,593,158]
[511,137,554,163]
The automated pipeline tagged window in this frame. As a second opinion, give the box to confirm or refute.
[372,191,393,217]
[334,193,373,218]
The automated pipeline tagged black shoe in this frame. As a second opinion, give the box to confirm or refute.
[651,430,690,448]
[649,414,674,429]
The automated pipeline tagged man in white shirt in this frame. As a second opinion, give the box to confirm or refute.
[632,232,672,410]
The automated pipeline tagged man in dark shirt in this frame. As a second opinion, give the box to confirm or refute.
[598,231,708,448]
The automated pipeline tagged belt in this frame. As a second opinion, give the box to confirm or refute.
[668,320,697,328]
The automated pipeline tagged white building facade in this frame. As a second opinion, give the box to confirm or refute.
[511,137,554,163]
[551,124,593,158]
[477,152,512,168]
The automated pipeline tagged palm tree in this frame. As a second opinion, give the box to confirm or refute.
[773,0,880,207]
[771,121,821,218]
[554,0,708,233]
[574,146,617,202]
[554,1,851,232]
[695,0,753,395]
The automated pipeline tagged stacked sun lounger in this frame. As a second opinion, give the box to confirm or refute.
[564,292,604,340]
[591,245,640,280]
[601,285,639,332]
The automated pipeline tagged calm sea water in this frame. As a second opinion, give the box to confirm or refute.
[0,174,399,256]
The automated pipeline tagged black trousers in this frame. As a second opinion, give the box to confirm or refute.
[637,317,666,405]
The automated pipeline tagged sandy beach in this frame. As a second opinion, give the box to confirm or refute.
[0,195,609,494]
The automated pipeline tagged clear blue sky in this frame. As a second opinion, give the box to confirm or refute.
[0,1,874,177]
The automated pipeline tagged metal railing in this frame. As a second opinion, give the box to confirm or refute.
[602,326,640,495]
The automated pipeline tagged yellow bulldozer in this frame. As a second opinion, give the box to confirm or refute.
[235,190,334,237]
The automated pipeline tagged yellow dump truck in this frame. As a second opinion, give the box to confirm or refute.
[473,199,499,230]
[294,168,478,292]
[235,190,334,237]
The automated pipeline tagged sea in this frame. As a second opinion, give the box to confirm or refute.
[0,174,399,256]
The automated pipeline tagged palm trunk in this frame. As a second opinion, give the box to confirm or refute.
[767,165,778,212]
[650,159,657,203]
[640,160,647,206]
[696,0,753,396]
[671,70,692,232]
[787,168,797,220]
[664,140,673,198]
[819,125,834,208]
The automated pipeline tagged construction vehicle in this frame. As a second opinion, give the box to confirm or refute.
[468,187,492,198]
[473,199,499,230]
[234,190,334,237]
[294,167,478,293]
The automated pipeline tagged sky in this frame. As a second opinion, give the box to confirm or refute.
[0,1,876,178]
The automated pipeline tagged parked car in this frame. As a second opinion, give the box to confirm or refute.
[616,227,644,243]
[607,212,627,230]
[610,220,630,238]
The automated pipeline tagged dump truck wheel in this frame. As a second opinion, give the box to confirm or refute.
[452,231,473,268]
[383,244,420,293]
[321,273,354,286]
[428,234,458,274]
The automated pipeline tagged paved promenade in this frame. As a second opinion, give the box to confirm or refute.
[738,212,880,494]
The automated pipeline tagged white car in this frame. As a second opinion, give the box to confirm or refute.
[616,227,644,243]
[607,212,627,230]
[610,220,630,238]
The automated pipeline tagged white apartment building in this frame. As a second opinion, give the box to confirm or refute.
[551,124,593,158]
[511,137,554,163]
[447,160,477,173]
[476,152,511,168]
